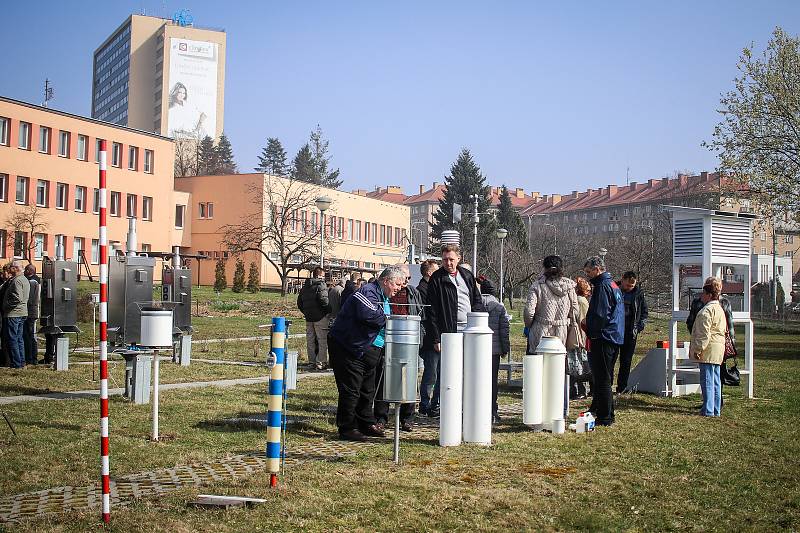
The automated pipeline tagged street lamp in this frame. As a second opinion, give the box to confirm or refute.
[496,227,508,302]
[599,247,608,262]
[316,195,332,268]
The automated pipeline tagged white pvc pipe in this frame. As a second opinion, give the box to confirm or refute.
[462,312,493,445]
[523,353,543,429]
[152,350,160,441]
[439,332,463,447]
[542,351,566,431]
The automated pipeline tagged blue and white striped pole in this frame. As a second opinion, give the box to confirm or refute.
[267,316,285,487]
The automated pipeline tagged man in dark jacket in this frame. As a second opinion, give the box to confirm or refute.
[616,271,648,393]
[297,267,331,370]
[417,259,440,416]
[329,266,405,441]
[340,277,357,308]
[425,244,484,355]
[584,256,624,426]
[374,264,425,432]
[24,264,41,366]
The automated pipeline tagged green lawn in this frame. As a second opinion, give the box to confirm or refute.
[1,317,798,531]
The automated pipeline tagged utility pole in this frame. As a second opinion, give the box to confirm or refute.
[472,194,479,271]
[772,217,778,313]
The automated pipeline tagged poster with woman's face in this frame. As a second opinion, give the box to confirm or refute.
[167,38,218,139]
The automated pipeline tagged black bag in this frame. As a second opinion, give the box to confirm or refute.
[721,359,740,386]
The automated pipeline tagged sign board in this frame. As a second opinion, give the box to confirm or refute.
[167,38,218,139]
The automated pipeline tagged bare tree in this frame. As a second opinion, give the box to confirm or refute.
[5,205,48,260]
[222,175,335,296]
[479,237,540,309]
[174,134,201,177]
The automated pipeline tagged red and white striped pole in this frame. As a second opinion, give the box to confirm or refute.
[98,139,111,524]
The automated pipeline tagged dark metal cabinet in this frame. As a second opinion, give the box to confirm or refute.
[161,267,192,334]
[40,258,80,334]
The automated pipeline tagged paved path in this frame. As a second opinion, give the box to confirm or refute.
[0,403,524,523]
[0,371,333,406]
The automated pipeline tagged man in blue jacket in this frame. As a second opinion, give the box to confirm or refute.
[329,265,405,441]
[584,256,624,426]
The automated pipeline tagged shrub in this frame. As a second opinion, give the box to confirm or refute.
[247,262,260,293]
[232,259,246,293]
[214,258,227,292]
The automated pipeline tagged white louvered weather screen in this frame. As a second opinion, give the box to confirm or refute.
[711,219,751,258]
[673,219,703,257]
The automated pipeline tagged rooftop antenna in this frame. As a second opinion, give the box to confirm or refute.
[626,164,630,186]
[43,79,54,108]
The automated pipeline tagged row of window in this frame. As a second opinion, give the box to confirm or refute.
[94,25,131,68]
[273,207,407,248]
[0,230,150,263]
[759,232,794,244]
[0,174,153,220]
[95,67,129,99]
[754,247,795,258]
[0,117,154,173]
[95,39,130,76]
[93,81,129,113]
[96,95,128,121]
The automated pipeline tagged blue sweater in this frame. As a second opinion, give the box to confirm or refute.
[586,272,625,345]
[330,280,388,358]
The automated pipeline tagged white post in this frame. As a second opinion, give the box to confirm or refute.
[320,212,325,269]
[151,350,159,441]
[541,338,566,431]
[462,312,493,445]
[499,237,505,303]
[439,333,463,447]
[522,353,544,430]
[472,195,479,271]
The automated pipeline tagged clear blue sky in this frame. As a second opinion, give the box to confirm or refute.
[2,1,798,194]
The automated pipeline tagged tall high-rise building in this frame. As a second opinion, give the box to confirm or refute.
[91,14,226,140]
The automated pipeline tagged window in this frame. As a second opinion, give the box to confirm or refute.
[787,251,794,258]
[199,203,207,218]
[34,234,45,260]
[760,232,766,241]
[128,146,138,170]
[144,149,154,173]
[761,247,767,255]
[95,139,104,163]
[0,230,6,258]
[36,180,49,207]
[355,220,361,241]
[338,217,344,239]
[142,196,152,221]
[175,205,185,228]
[39,126,51,153]
[348,219,354,241]
[126,194,137,218]
[395,228,402,247]
[19,122,31,149]
[0,174,6,202]
[55,182,68,209]
[592,212,598,220]
[13,231,27,258]
[73,237,84,262]
[73,186,86,212]
[0,117,8,145]
[778,266,784,276]
[110,191,120,216]
[141,243,151,253]
[111,142,121,167]
[16,176,28,204]
[785,235,794,244]
[311,212,318,232]
[380,225,386,245]
[77,135,88,160]
[93,188,100,214]
[58,131,70,157]
[91,239,99,264]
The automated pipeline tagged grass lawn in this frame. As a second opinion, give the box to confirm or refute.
[1,316,798,531]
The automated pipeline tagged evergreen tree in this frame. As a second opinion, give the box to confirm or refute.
[214,133,238,174]
[255,137,289,176]
[232,258,246,292]
[247,261,260,293]
[291,143,318,184]
[213,258,227,292]
[429,148,492,268]
[309,125,342,189]
[198,136,217,175]
[496,185,529,250]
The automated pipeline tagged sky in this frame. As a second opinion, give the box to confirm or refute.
[2,1,798,195]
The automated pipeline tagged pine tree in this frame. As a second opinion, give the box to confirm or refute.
[309,125,342,189]
[496,185,529,250]
[197,136,217,175]
[213,258,227,292]
[214,133,237,174]
[255,137,289,176]
[291,144,318,184]
[429,148,492,267]
[247,262,260,293]
[232,258,246,292]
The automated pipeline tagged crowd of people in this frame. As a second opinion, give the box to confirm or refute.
[297,243,731,441]
[0,260,41,369]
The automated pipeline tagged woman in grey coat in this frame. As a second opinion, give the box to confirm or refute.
[523,255,579,354]
[477,277,509,424]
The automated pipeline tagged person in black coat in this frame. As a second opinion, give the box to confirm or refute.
[416,259,440,416]
[615,271,649,393]
[425,244,485,353]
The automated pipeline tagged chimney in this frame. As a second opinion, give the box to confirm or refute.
[648,179,659,187]
[419,184,424,194]
[515,187,524,198]
[433,181,438,189]
[388,185,402,194]
[629,181,638,190]
[700,171,709,181]
[661,177,669,186]
[607,185,618,197]
[551,194,562,205]
[542,194,549,203]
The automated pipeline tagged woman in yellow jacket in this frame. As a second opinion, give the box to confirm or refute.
[689,277,726,417]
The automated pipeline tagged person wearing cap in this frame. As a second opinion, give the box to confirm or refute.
[477,276,510,424]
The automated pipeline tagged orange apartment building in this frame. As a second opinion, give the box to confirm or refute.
[0,96,187,275]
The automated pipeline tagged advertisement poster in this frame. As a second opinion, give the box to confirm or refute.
[167,38,218,139]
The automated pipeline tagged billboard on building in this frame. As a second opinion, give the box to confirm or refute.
[167,38,218,139]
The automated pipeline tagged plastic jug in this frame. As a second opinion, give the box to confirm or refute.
[575,412,595,433]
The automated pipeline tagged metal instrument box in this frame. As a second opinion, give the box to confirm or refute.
[40,257,80,335]
[161,266,193,334]
[108,255,155,345]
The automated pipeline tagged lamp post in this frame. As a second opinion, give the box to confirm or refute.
[471,194,479,271]
[315,195,332,268]
[496,228,508,303]
[599,247,608,263]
